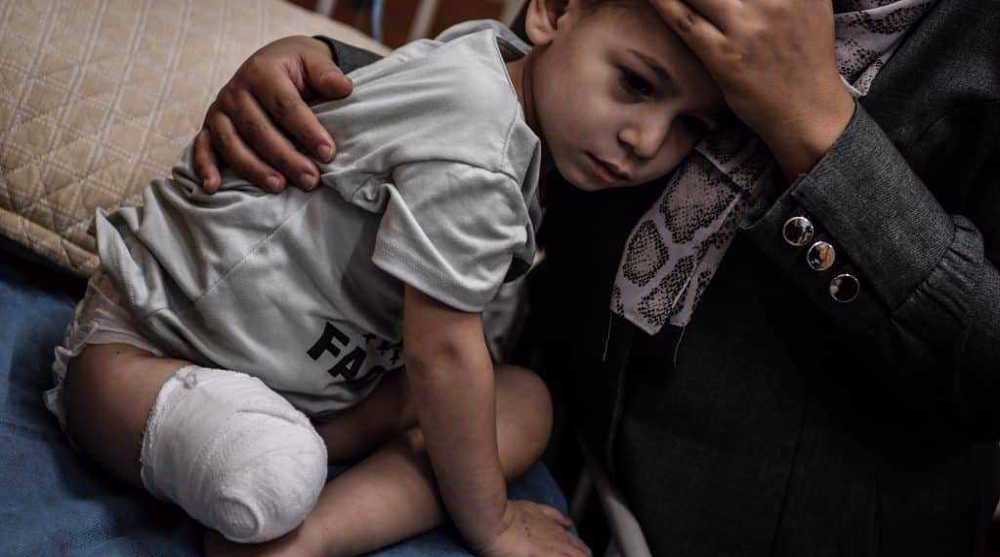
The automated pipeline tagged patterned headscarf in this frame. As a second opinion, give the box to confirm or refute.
[611,0,937,335]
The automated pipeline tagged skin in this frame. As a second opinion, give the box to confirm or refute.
[649,0,856,183]
[194,36,353,193]
[510,0,725,192]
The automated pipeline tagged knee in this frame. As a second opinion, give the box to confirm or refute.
[141,367,328,543]
[496,365,553,458]
[204,417,328,543]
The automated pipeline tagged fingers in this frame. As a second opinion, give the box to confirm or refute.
[654,0,738,31]
[204,108,286,193]
[566,533,592,556]
[533,503,591,556]
[195,35,352,194]
[553,514,591,556]
[650,0,729,67]
[499,500,590,557]
[303,45,354,101]
[221,87,321,190]
[555,532,591,557]
[192,130,222,193]
[258,72,337,164]
[538,504,574,529]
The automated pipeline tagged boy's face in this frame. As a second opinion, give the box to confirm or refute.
[526,0,725,191]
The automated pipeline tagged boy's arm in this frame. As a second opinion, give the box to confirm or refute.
[402,286,586,557]
[401,285,508,548]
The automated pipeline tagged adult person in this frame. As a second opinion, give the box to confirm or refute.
[193,0,1000,554]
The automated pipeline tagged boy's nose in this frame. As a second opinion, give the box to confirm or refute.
[620,117,671,160]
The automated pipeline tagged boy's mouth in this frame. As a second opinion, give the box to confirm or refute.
[587,153,632,184]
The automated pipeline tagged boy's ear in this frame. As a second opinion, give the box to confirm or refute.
[524,0,572,47]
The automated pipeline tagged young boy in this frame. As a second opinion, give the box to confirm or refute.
[47,0,724,555]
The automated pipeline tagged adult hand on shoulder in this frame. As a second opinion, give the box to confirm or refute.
[194,35,354,194]
[651,0,857,182]
[479,500,591,557]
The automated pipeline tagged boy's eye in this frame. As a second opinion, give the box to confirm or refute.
[619,67,655,99]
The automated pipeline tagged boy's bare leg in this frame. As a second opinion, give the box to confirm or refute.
[65,346,578,555]
[205,365,571,557]
[62,343,192,486]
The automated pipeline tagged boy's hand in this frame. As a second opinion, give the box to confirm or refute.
[194,35,353,194]
[479,500,591,557]
[650,0,856,182]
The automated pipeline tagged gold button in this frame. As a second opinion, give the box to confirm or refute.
[830,273,860,303]
[806,241,836,271]
[783,216,814,247]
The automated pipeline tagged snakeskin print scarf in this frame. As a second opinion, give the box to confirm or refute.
[611,0,937,334]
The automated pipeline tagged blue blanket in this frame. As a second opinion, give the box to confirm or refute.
[0,244,566,556]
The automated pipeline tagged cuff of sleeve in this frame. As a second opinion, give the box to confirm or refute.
[371,240,500,313]
[312,35,340,65]
[312,35,383,74]
[893,216,981,344]
[744,102,955,314]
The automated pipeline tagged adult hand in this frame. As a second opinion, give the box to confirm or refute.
[651,0,856,182]
[194,35,354,194]
[479,500,591,557]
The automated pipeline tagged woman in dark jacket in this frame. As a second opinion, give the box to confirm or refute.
[192,1,1000,554]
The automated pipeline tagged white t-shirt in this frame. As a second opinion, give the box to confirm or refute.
[96,21,542,416]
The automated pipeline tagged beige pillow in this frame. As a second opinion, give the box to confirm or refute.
[0,0,389,275]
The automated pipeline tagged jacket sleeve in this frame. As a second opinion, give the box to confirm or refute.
[313,36,383,73]
[743,101,1000,439]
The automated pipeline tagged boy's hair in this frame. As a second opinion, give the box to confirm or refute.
[513,0,640,42]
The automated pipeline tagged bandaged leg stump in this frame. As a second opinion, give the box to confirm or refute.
[140,366,328,543]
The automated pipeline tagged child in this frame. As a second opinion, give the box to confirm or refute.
[47,0,724,555]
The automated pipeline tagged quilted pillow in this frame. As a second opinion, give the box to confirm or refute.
[0,0,389,275]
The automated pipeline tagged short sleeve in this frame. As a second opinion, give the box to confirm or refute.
[371,161,533,312]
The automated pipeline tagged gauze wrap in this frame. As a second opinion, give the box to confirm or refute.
[140,366,328,543]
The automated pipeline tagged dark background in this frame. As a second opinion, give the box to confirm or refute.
[287,0,507,48]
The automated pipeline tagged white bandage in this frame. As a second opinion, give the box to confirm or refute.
[140,366,328,543]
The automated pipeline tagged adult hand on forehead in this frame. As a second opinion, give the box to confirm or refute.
[193,36,353,193]
[650,0,856,182]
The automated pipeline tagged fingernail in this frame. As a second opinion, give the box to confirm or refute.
[300,173,318,189]
[317,143,333,161]
[266,175,282,191]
